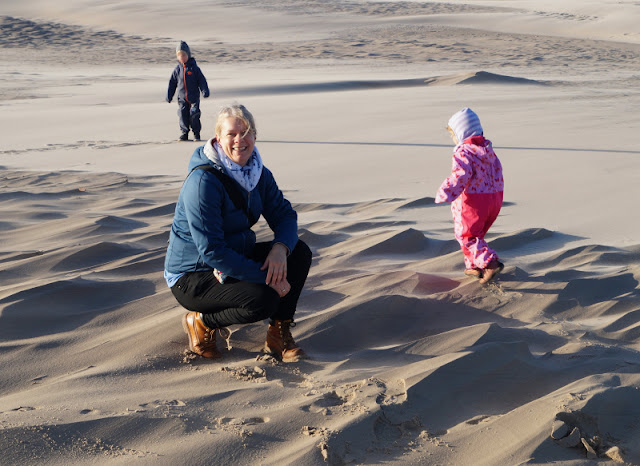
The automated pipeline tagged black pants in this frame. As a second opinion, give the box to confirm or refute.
[177,100,202,135]
[171,241,312,329]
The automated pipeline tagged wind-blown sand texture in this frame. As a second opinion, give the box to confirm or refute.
[1,1,640,464]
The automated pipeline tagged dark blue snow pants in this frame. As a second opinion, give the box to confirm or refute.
[178,100,202,135]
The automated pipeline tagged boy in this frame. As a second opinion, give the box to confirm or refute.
[167,41,210,141]
[435,108,504,284]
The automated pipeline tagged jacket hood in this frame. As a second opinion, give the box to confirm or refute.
[187,138,223,172]
[448,108,483,144]
[457,135,494,159]
[465,135,489,147]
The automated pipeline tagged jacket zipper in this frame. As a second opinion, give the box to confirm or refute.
[247,191,251,224]
[182,64,189,104]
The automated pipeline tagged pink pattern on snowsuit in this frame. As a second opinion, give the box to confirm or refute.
[435,136,504,269]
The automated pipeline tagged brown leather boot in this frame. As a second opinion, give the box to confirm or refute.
[182,312,222,359]
[265,320,306,362]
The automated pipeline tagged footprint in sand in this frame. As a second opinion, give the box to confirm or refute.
[219,416,269,426]
[305,391,347,414]
[213,416,270,439]
[220,365,267,382]
[80,409,100,415]
[12,406,37,412]
[139,400,187,411]
[465,414,494,425]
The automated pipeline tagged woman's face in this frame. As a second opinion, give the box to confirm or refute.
[217,117,256,167]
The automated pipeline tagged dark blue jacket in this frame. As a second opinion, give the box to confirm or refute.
[167,57,210,104]
[164,141,299,284]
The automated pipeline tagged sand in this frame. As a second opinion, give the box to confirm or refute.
[1,1,639,464]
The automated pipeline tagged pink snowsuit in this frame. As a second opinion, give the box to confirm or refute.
[436,135,504,269]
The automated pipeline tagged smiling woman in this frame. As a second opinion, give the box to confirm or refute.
[164,104,312,362]
[216,106,257,167]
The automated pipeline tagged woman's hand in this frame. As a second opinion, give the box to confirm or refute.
[261,243,289,296]
[268,278,291,298]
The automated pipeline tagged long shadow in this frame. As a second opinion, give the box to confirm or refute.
[214,72,547,97]
[260,140,640,155]
[260,140,449,149]
[215,78,442,97]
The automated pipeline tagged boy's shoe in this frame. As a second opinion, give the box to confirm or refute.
[193,132,201,141]
[179,132,189,141]
[182,312,223,359]
[464,268,482,278]
[479,261,504,284]
[265,320,306,362]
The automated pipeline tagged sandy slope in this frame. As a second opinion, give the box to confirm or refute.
[1,1,640,465]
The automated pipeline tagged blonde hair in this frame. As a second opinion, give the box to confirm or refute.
[215,104,257,138]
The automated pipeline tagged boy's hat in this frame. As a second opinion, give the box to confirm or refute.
[448,108,483,144]
[176,41,191,59]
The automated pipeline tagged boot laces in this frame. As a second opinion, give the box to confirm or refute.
[202,327,215,344]
[218,327,232,350]
[202,325,230,350]
[279,320,297,348]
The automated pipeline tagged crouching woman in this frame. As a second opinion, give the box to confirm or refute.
[164,104,312,361]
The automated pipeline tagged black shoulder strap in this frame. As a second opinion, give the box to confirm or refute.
[191,164,257,224]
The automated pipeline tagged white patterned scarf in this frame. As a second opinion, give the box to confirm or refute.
[214,141,263,192]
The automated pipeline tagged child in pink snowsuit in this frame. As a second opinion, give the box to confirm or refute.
[435,108,504,284]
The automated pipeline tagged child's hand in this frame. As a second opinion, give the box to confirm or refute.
[203,91,210,98]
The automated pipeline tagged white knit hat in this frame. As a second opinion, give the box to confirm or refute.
[448,108,483,143]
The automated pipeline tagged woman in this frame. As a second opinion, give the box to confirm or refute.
[164,104,312,361]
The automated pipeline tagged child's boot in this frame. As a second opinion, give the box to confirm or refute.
[464,268,482,278]
[479,260,504,284]
[179,132,189,141]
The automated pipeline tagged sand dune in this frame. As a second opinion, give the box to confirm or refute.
[4,10,638,78]
[1,0,640,464]
[4,165,638,463]
[218,71,546,98]
[451,71,547,86]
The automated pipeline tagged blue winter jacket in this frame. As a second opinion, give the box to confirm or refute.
[164,140,299,284]
[167,57,210,104]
